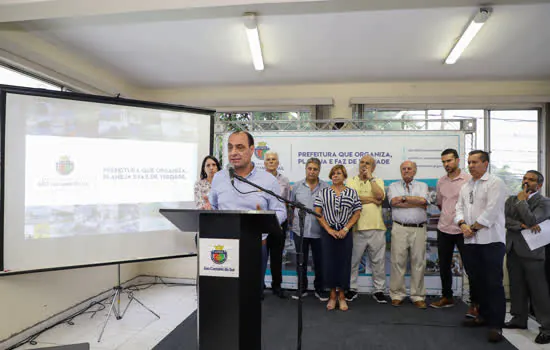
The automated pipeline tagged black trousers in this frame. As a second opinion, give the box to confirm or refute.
[546,244,550,296]
[266,220,287,290]
[463,242,506,329]
[293,232,324,292]
[321,229,353,290]
[437,230,477,303]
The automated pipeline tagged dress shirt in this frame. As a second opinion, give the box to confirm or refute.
[387,180,428,224]
[209,165,287,240]
[275,172,291,200]
[454,171,507,245]
[290,179,329,238]
[436,171,471,234]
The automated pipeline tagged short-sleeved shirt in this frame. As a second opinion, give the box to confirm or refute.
[347,176,386,231]
[387,180,428,224]
[314,187,362,231]
[290,179,330,238]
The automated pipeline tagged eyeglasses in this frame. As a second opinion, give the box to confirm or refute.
[469,190,474,204]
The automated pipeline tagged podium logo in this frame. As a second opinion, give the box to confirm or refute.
[210,245,227,265]
[56,156,74,175]
[254,142,270,160]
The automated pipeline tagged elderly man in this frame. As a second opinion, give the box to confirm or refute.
[387,160,429,309]
[455,150,507,343]
[345,155,387,303]
[504,170,550,344]
[264,151,290,299]
[208,131,287,297]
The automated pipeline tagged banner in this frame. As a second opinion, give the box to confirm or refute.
[223,131,466,296]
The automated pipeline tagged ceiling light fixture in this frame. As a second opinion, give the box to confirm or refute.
[445,7,492,65]
[243,12,264,71]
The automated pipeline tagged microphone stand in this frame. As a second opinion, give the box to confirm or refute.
[231,172,321,350]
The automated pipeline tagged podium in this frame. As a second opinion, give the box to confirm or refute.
[160,209,282,350]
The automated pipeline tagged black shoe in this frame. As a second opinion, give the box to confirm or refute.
[535,332,550,344]
[488,329,503,343]
[291,291,308,300]
[373,292,388,304]
[503,321,527,329]
[272,288,288,299]
[462,318,487,328]
[314,290,329,302]
[345,290,358,302]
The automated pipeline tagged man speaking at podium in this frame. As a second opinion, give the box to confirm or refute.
[207,131,287,295]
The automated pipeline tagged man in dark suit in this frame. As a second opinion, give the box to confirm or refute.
[504,170,550,344]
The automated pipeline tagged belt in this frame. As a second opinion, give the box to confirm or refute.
[394,221,426,228]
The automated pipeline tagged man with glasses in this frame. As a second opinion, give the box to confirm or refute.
[504,170,550,344]
[455,150,507,343]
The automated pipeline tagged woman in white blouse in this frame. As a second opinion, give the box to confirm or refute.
[194,156,221,209]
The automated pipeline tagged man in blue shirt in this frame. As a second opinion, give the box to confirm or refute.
[207,131,287,296]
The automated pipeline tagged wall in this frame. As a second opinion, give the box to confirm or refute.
[0,24,146,342]
[0,264,140,341]
[140,80,550,117]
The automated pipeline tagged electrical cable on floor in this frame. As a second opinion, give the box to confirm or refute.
[5,278,196,350]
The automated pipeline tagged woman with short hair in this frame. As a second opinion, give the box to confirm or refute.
[314,164,362,311]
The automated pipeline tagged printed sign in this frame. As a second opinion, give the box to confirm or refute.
[199,238,239,278]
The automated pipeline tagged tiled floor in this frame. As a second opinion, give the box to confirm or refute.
[9,285,550,350]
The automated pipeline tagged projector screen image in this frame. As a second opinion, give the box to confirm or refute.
[2,89,212,272]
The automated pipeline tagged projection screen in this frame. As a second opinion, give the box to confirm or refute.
[0,86,214,273]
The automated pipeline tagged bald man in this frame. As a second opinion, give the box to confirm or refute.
[345,155,387,303]
[387,161,429,309]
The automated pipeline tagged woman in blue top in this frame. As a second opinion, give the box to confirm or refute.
[314,164,362,311]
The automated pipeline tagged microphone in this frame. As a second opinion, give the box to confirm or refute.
[228,164,235,186]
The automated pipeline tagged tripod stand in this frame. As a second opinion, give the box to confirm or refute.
[98,264,160,342]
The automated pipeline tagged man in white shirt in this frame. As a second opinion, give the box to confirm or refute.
[455,150,507,343]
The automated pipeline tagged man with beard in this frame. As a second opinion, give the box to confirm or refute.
[504,170,550,344]
[431,149,478,318]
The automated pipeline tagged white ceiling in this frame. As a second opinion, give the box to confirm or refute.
[6,0,550,88]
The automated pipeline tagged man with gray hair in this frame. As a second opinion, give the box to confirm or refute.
[387,160,429,309]
[345,154,387,303]
[289,157,329,301]
[264,150,290,298]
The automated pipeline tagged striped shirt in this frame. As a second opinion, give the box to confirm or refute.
[314,187,362,230]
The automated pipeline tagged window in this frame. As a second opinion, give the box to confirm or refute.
[489,110,539,195]
[0,64,62,90]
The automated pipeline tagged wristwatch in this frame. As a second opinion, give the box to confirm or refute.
[401,195,407,202]
[343,227,349,233]
[457,220,466,227]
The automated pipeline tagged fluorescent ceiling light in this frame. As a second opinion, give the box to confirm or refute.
[445,8,492,65]
[243,12,264,71]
